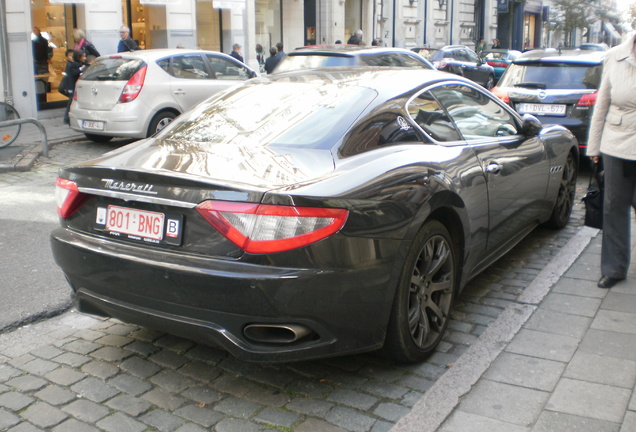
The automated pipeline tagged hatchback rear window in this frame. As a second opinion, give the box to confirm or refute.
[499,63,601,90]
[81,57,145,81]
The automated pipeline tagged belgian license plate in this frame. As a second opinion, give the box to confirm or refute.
[519,103,567,116]
[95,205,183,246]
[82,120,104,130]
[104,206,165,240]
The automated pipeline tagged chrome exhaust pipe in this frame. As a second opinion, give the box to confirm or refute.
[243,324,314,344]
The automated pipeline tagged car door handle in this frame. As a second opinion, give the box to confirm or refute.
[486,162,502,174]
[173,90,186,95]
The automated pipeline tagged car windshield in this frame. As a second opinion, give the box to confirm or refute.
[81,57,145,81]
[499,62,601,90]
[427,50,447,62]
[157,80,377,149]
[275,55,356,72]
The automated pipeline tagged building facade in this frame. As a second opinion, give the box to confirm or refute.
[2,0,498,119]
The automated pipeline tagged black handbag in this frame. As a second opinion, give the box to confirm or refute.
[582,163,604,229]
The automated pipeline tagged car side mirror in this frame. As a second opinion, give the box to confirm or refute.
[521,114,542,137]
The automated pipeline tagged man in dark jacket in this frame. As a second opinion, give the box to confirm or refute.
[117,26,140,52]
[230,43,244,63]
[347,29,363,45]
[264,46,279,74]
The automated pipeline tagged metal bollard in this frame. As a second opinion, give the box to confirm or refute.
[0,118,49,157]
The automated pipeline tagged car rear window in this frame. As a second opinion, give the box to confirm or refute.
[81,57,145,81]
[275,55,356,72]
[499,63,601,90]
[157,81,377,149]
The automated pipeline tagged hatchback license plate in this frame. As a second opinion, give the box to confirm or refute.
[104,206,165,241]
[518,103,566,116]
[82,120,104,130]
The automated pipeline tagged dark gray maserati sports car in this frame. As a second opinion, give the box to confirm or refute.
[51,67,578,363]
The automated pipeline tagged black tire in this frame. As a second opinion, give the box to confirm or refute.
[383,220,457,363]
[0,102,21,149]
[147,111,177,137]
[84,133,113,143]
[544,152,578,229]
[484,74,495,90]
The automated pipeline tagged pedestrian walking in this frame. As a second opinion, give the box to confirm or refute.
[492,39,501,49]
[255,44,265,71]
[275,42,286,60]
[264,46,279,74]
[117,25,140,52]
[587,32,636,289]
[348,29,363,45]
[59,49,86,125]
[230,43,244,63]
[73,28,100,57]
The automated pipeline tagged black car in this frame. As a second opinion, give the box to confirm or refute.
[491,49,605,150]
[413,45,496,89]
[51,68,578,363]
[274,45,434,73]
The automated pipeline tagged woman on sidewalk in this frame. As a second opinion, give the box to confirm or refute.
[587,32,636,289]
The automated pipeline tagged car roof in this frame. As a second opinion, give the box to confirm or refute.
[514,49,606,65]
[258,66,474,97]
[289,45,420,56]
[101,48,241,62]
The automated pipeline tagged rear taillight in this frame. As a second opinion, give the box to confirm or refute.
[487,61,507,68]
[196,201,349,254]
[577,92,597,107]
[119,65,147,103]
[491,86,510,104]
[55,177,87,219]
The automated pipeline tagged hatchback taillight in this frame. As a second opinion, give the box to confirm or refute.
[119,65,147,103]
[55,178,87,219]
[196,201,349,254]
[577,92,598,107]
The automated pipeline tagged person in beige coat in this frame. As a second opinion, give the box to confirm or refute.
[587,31,636,288]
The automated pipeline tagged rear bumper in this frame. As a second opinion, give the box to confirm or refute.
[50,227,396,362]
[69,103,151,138]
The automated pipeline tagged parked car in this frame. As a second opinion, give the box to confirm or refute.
[273,45,434,73]
[479,49,522,81]
[52,67,578,363]
[69,49,258,142]
[412,45,496,89]
[579,43,609,51]
[491,49,605,150]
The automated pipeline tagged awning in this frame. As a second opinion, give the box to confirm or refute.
[603,22,621,40]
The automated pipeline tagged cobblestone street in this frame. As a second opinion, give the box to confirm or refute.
[0,138,589,432]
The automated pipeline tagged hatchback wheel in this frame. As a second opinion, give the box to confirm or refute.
[148,111,177,137]
[383,220,457,363]
[544,152,577,229]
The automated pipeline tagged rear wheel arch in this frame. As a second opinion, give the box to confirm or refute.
[147,109,180,137]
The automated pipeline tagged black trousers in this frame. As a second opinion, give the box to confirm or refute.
[601,154,636,279]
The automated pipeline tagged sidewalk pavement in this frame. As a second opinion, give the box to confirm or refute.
[393,221,636,432]
[0,108,85,172]
[3,110,635,431]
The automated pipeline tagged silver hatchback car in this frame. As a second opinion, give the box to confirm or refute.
[70,49,258,142]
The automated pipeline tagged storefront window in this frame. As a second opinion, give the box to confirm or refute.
[31,0,75,109]
[345,0,362,44]
[255,0,281,53]
[197,0,222,51]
